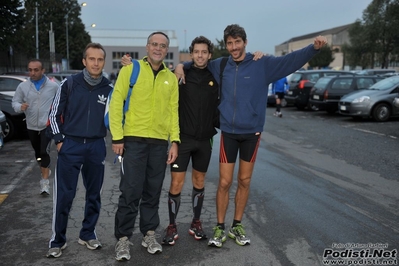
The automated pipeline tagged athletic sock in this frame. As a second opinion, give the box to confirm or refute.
[276,103,281,112]
[192,187,204,222]
[167,192,181,225]
[232,219,241,228]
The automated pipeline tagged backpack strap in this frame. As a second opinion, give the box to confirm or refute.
[124,59,140,113]
[219,57,228,99]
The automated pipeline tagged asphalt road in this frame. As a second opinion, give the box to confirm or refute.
[0,106,398,266]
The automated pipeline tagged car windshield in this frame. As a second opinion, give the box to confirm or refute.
[368,76,399,91]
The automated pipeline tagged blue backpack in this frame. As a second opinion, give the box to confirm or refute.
[104,59,140,130]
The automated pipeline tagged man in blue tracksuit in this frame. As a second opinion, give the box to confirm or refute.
[46,43,113,258]
[272,76,289,117]
[176,24,327,248]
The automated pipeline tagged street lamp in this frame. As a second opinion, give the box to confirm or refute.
[65,2,87,70]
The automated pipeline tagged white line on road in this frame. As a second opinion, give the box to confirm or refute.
[0,161,35,194]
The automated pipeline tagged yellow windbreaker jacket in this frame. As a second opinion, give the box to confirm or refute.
[109,57,179,143]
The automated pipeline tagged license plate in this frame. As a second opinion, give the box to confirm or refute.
[313,95,319,100]
[340,105,346,111]
[287,91,293,95]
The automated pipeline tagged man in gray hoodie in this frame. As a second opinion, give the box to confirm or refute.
[12,59,59,194]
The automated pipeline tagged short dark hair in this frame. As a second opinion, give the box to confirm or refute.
[147,31,170,46]
[83,43,106,59]
[223,24,247,44]
[28,59,44,69]
[189,36,214,54]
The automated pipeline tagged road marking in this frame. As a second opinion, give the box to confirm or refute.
[353,128,386,136]
[0,194,8,205]
[0,161,35,195]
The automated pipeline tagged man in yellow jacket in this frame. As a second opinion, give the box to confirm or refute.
[109,32,180,261]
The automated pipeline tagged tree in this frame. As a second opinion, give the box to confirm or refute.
[212,38,229,59]
[308,44,335,69]
[0,0,24,52]
[344,0,399,69]
[14,0,91,70]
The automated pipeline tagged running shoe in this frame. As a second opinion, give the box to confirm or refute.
[189,220,207,240]
[115,236,133,261]
[162,224,178,245]
[78,238,102,250]
[142,230,162,254]
[40,179,50,195]
[207,225,226,248]
[228,223,251,246]
[46,243,67,258]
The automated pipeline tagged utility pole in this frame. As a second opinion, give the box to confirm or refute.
[35,2,39,58]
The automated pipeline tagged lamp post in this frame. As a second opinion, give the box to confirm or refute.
[65,2,87,70]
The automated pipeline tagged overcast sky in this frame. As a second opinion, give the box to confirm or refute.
[80,0,372,54]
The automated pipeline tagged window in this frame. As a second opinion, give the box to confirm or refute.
[112,51,139,70]
[357,78,374,89]
[331,79,352,90]
[0,78,23,92]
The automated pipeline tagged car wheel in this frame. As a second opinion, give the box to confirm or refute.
[281,99,287,108]
[372,103,390,122]
[4,116,15,142]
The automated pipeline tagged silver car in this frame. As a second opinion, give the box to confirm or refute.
[338,76,399,122]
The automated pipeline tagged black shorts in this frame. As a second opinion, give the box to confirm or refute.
[275,92,285,100]
[219,132,261,163]
[171,135,214,173]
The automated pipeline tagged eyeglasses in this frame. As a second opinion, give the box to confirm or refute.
[148,42,168,49]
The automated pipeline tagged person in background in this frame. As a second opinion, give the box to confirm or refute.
[175,24,327,248]
[46,43,113,258]
[110,31,179,261]
[272,76,289,117]
[12,59,58,195]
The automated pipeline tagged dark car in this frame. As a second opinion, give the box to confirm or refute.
[354,69,396,76]
[309,75,384,113]
[285,70,355,110]
[338,76,399,122]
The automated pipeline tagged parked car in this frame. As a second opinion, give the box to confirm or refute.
[0,75,29,141]
[285,70,355,110]
[309,75,384,113]
[0,110,6,149]
[354,69,396,76]
[338,76,399,121]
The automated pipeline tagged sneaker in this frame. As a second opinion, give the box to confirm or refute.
[207,225,226,248]
[228,223,251,246]
[189,220,207,240]
[162,224,178,245]
[278,112,283,118]
[78,238,102,250]
[273,111,278,117]
[46,243,67,258]
[40,179,50,195]
[115,236,133,261]
[142,230,162,254]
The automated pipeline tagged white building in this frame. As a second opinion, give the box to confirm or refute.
[87,28,180,75]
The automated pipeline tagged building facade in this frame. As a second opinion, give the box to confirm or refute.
[87,28,180,75]
[274,24,352,70]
